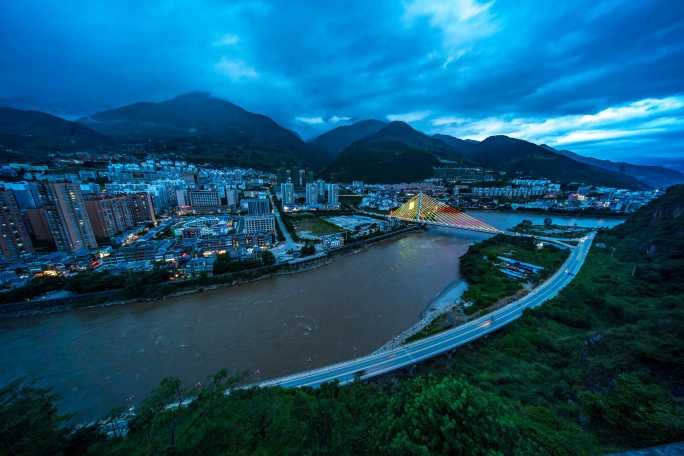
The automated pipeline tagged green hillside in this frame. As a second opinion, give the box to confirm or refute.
[311,119,387,160]
[79,92,324,169]
[325,121,465,183]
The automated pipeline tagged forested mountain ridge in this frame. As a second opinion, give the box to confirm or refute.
[0,106,108,151]
[547,145,684,189]
[79,92,324,168]
[434,133,645,189]
[0,94,673,189]
[311,119,386,160]
[324,121,468,183]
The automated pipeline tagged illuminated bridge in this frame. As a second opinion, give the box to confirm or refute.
[389,192,501,234]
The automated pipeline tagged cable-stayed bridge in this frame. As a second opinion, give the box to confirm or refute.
[389,192,500,234]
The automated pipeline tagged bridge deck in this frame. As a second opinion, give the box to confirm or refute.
[389,193,500,233]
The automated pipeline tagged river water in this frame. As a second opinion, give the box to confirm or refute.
[0,211,624,421]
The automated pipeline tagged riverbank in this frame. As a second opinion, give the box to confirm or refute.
[378,231,572,347]
[470,206,628,219]
[374,280,468,352]
[0,225,420,319]
[2,225,466,423]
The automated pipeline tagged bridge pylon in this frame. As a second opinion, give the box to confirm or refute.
[416,192,423,222]
[389,192,500,233]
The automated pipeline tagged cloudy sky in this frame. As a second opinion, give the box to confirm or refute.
[1,0,683,161]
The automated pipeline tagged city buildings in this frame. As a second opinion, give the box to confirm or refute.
[280,182,295,206]
[39,182,97,252]
[305,183,318,206]
[0,182,41,209]
[0,155,662,288]
[279,179,340,211]
[244,215,276,236]
[85,196,134,239]
[327,183,339,206]
[187,189,221,212]
[0,190,34,259]
[298,169,306,188]
[225,188,240,209]
[83,193,155,240]
[126,192,157,225]
[246,198,271,215]
[25,208,51,242]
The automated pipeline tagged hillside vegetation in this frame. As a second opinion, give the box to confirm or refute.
[460,234,568,314]
[325,121,465,183]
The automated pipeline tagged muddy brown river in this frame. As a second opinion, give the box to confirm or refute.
[0,211,623,421]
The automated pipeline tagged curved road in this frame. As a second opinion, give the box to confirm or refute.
[257,232,594,389]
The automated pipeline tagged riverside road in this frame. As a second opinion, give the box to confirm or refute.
[257,232,594,389]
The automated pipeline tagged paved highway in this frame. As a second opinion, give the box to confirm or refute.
[256,232,595,389]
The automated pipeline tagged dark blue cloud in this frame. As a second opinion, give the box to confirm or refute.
[1,0,683,160]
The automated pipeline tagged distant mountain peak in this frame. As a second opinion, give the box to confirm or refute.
[355,119,386,126]
[311,119,387,159]
[172,91,212,100]
[381,121,418,135]
[434,131,645,189]
[482,134,521,144]
[324,119,471,183]
[553,147,684,188]
[77,93,321,169]
[0,106,107,151]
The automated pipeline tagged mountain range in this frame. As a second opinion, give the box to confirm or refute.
[311,119,387,161]
[436,134,644,189]
[0,107,107,151]
[1,93,682,188]
[79,92,323,168]
[321,122,648,188]
[543,146,684,189]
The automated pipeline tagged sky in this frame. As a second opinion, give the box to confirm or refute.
[1,0,683,162]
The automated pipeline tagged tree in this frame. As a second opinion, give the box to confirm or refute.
[261,250,276,266]
[126,377,187,452]
[377,376,536,455]
[301,244,316,256]
[581,374,684,447]
[544,217,553,226]
[213,253,232,275]
[0,379,71,456]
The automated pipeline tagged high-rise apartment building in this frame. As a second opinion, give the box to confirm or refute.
[188,190,221,211]
[225,188,240,209]
[2,182,41,209]
[0,190,34,259]
[127,192,156,225]
[85,192,156,239]
[327,183,339,206]
[246,198,270,215]
[316,180,327,199]
[39,182,97,252]
[305,183,318,206]
[243,215,275,235]
[25,208,51,242]
[280,182,295,206]
[85,196,133,239]
[298,169,306,188]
